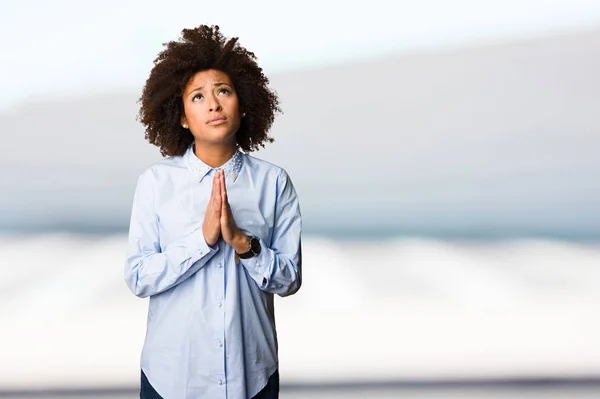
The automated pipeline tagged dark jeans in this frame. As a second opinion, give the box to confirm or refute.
[141,369,279,399]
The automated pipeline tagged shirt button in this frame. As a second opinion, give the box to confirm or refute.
[217,263,222,268]
[218,379,223,385]
[218,301,223,308]
[218,340,223,347]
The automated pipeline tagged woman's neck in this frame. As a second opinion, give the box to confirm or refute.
[194,141,237,168]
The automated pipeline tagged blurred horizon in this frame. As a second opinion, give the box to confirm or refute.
[2,25,600,238]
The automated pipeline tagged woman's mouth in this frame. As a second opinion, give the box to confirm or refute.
[207,117,227,126]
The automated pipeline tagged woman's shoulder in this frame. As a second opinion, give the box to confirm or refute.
[243,153,289,178]
[136,154,187,182]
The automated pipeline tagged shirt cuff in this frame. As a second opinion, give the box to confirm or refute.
[239,237,273,289]
[183,228,216,263]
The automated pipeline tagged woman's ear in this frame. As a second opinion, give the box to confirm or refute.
[180,115,188,129]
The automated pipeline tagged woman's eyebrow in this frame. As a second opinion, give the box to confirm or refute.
[189,82,231,95]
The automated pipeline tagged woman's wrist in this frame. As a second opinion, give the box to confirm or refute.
[231,230,249,254]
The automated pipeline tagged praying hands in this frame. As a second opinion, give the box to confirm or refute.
[202,170,249,254]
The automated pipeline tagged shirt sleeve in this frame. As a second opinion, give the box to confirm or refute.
[239,169,302,297]
[124,169,218,298]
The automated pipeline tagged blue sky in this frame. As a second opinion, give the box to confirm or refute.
[2,0,600,110]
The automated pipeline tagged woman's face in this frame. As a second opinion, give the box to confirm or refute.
[180,69,242,147]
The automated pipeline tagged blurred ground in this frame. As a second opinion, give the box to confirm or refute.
[2,381,600,399]
[2,235,600,394]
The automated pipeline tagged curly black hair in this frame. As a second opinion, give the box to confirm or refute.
[137,25,281,157]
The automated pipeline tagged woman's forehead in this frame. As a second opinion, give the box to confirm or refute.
[186,69,233,90]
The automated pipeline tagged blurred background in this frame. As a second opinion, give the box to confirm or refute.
[1,0,600,398]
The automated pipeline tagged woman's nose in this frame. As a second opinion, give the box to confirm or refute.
[207,95,222,112]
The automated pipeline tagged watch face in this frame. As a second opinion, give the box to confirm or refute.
[250,237,261,254]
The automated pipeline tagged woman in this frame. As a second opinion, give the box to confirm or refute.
[124,25,302,399]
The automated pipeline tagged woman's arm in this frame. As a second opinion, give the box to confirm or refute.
[237,170,302,297]
[124,169,219,298]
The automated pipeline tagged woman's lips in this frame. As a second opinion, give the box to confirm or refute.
[207,117,227,126]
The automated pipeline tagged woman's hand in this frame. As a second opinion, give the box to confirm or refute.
[202,170,222,247]
[219,170,249,254]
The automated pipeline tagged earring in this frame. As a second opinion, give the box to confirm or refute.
[242,113,246,117]
[183,124,188,129]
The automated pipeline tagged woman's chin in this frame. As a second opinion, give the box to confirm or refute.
[195,133,237,146]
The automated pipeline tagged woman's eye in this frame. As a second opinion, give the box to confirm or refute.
[219,88,230,95]
[192,94,203,101]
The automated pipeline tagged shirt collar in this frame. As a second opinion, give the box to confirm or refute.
[184,143,243,183]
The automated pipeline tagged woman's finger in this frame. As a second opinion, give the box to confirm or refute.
[221,175,228,214]
[221,170,227,195]
[212,171,219,200]
[214,172,222,209]
[222,173,229,204]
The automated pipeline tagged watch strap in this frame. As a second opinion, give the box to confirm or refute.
[236,236,258,259]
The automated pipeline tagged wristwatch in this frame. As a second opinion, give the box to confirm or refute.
[236,236,261,259]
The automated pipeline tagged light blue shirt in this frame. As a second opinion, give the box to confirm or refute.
[124,143,302,398]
